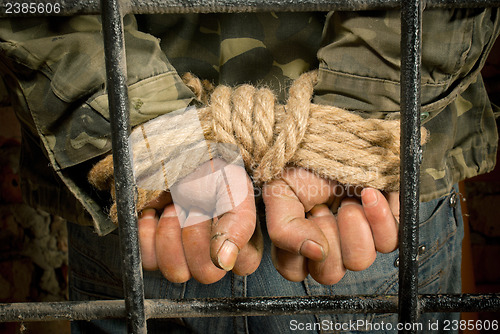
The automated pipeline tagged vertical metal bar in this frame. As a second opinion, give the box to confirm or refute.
[100,0,147,333]
[399,0,423,332]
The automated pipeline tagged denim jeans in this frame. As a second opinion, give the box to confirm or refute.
[69,186,463,333]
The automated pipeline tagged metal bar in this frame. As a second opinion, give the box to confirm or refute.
[2,0,500,17]
[0,300,126,322]
[420,294,500,313]
[399,0,423,333]
[100,0,147,333]
[1,294,500,322]
[146,295,398,319]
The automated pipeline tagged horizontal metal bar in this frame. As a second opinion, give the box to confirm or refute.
[420,294,500,313]
[1,0,500,17]
[0,300,125,322]
[1,294,499,322]
[146,295,397,318]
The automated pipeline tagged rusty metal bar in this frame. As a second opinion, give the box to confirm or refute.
[2,0,500,17]
[1,294,500,322]
[100,0,146,333]
[399,0,423,333]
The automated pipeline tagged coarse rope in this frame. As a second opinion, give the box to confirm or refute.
[89,70,427,224]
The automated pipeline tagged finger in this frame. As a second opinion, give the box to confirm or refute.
[155,205,191,283]
[386,191,400,222]
[337,199,377,271]
[182,209,226,284]
[329,186,346,214]
[307,205,346,285]
[138,208,158,271]
[263,179,329,261]
[361,188,399,253]
[232,220,264,276]
[210,173,257,272]
[271,245,308,282]
[281,167,338,212]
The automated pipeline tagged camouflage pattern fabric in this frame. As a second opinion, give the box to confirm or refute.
[0,9,498,234]
[137,12,325,101]
[313,9,500,202]
[0,15,196,234]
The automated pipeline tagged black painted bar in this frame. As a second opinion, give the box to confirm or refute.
[399,0,423,333]
[1,294,500,322]
[100,0,147,333]
[1,0,500,16]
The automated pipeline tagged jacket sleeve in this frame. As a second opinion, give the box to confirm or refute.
[0,15,195,235]
[313,8,500,201]
[314,9,499,116]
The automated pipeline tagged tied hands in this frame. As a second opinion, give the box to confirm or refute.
[138,159,399,284]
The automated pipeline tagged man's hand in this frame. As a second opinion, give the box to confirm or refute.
[137,160,263,284]
[263,167,399,284]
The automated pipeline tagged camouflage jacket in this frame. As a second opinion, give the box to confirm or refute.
[0,9,499,235]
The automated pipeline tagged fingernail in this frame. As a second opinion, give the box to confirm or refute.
[361,188,378,207]
[300,240,325,262]
[217,240,239,271]
[160,206,177,218]
[140,208,156,219]
[339,200,356,209]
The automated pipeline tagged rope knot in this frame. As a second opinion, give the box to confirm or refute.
[208,71,318,183]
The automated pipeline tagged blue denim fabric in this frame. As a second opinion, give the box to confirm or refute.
[69,186,463,334]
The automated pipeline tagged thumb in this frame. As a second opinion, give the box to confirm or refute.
[210,170,257,271]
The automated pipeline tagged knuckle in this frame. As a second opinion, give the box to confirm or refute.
[164,270,191,283]
[142,260,158,271]
[277,267,307,282]
[193,268,226,285]
[314,270,345,285]
[344,252,376,271]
